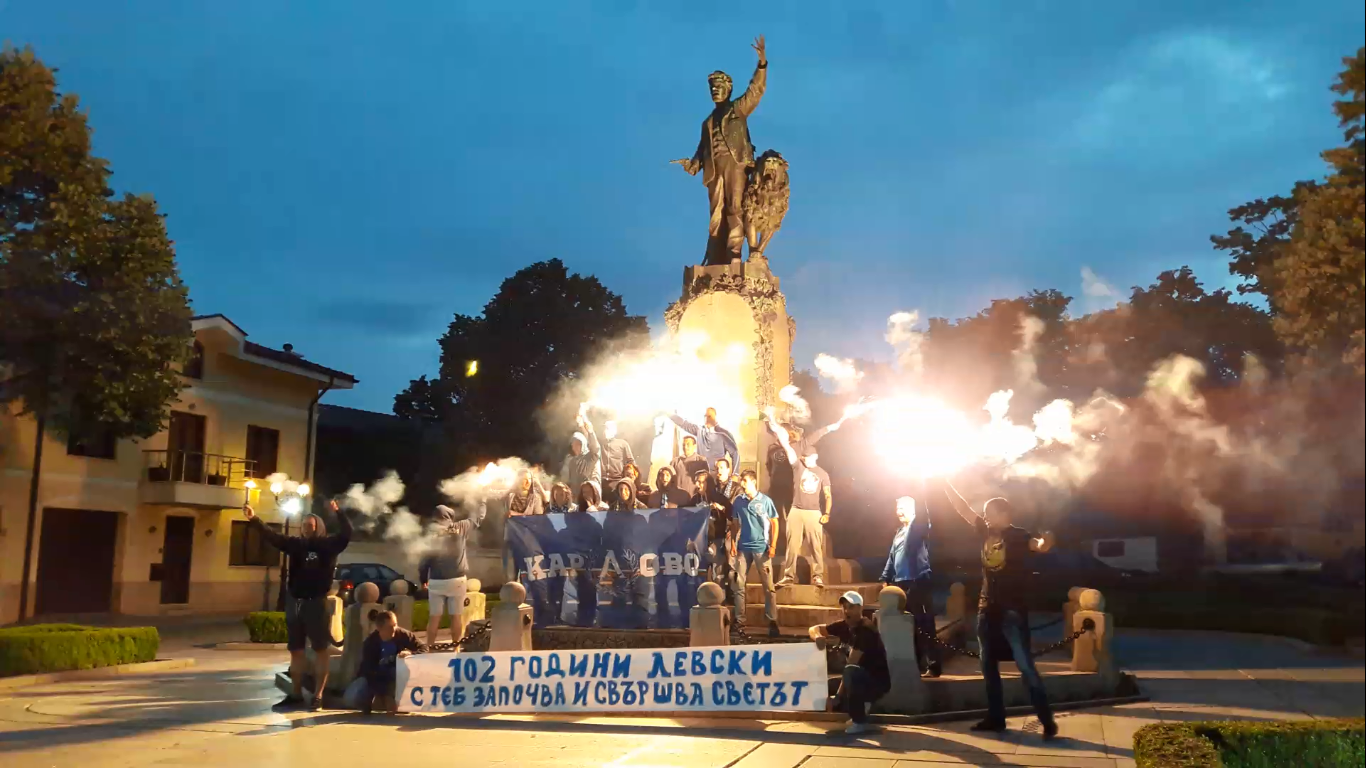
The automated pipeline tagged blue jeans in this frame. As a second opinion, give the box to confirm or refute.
[838,664,888,723]
[977,609,1054,727]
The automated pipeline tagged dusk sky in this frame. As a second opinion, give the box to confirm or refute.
[6,2,1362,412]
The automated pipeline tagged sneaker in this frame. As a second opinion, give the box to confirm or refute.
[812,577,825,587]
[768,621,782,638]
[970,719,1007,733]
[844,722,878,735]
[775,578,794,587]
[1042,721,1059,741]
[272,694,304,710]
[308,696,324,712]
[922,662,942,678]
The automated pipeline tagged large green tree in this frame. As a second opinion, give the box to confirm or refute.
[1,47,193,619]
[395,258,647,467]
[1273,47,1365,372]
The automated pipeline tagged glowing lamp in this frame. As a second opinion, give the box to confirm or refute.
[281,496,303,515]
[269,481,284,495]
[466,360,478,377]
[296,483,311,497]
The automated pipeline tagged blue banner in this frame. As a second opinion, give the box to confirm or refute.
[504,508,712,630]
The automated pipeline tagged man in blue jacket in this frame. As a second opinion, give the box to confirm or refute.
[669,407,739,472]
[880,495,941,677]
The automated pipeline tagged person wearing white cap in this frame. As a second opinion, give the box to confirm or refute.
[808,591,890,735]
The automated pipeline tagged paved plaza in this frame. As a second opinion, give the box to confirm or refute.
[1,622,1361,768]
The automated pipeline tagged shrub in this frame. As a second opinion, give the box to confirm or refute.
[0,625,159,677]
[243,612,288,643]
[1134,718,1365,767]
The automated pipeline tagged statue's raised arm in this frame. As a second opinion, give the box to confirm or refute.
[734,35,768,117]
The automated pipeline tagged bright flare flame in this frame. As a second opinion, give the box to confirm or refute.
[243,479,257,490]
[281,496,303,515]
[584,332,751,426]
[466,360,478,377]
[864,390,1082,476]
[476,462,516,488]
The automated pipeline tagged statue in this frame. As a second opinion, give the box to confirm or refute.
[673,36,768,266]
[742,150,789,263]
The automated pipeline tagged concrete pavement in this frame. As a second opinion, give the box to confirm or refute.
[0,628,1361,767]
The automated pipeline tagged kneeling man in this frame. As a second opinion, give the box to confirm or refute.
[809,591,890,735]
[358,610,426,714]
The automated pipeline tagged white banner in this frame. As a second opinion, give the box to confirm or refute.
[398,644,827,714]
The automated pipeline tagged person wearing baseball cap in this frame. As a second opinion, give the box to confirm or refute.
[808,590,890,734]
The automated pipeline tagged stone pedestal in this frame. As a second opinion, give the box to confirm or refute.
[875,586,927,714]
[462,578,486,631]
[689,582,731,646]
[383,579,415,632]
[1062,586,1084,651]
[325,581,345,645]
[1071,589,1115,684]
[334,582,382,691]
[490,582,534,652]
[660,261,792,489]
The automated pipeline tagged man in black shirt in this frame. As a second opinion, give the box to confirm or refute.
[245,499,352,711]
[808,591,889,735]
[938,479,1058,739]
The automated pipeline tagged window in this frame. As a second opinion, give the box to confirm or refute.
[183,341,204,379]
[229,520,281,566]
[245,425,280,478]
[67,423,117,460]
[1095,540,1127,558]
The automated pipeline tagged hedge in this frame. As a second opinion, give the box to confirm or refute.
[1134,718,1365,767]
[0,625,160,677]
[244,611,289,643]
[244,599,499,643]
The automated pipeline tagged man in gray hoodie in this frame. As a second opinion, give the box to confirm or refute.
[559,413,602,497]
[418,499,487,647]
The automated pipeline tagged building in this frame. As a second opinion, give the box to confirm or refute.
[0,315,356,624]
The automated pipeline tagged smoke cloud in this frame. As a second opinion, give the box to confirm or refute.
[815,353,864,392]
[778,384,811,424]
[885,311,925,377]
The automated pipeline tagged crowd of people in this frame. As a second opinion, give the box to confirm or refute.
[240,404,1061,741]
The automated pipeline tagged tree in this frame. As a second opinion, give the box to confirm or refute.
[1068,267,1281,396]
[1272,47,1365,373]
[1212,184,1316,310]
[1,47,193,619]
[395,259,648,466]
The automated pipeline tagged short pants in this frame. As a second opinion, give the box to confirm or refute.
[427,576,467,618]
[285,596,332,652]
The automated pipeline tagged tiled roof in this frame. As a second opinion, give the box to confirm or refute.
[243,341,358,384]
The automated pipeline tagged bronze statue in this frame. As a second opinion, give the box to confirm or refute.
[673,36,767,266]
[742,150,789,262]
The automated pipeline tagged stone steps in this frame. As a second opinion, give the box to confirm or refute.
[743,581,883,607]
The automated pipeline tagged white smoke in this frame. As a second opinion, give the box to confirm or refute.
[814,353,864,392]
[1013,315,1047,399]
[778,384,811,423]
[885,311,925,377]
[438,457,530,505]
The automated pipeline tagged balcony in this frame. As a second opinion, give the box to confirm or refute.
[140,450,257,510]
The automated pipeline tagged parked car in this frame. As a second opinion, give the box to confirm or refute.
[334,562,424,604]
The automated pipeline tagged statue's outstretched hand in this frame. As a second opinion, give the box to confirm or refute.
[753,35,766,65]
[671,158,700,175]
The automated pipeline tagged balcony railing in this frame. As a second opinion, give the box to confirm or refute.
[143,450,256,488]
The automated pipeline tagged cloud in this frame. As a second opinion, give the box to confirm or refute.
[314,297,441,337]
[1071,30,1291,153]
[1080,266,1122,313]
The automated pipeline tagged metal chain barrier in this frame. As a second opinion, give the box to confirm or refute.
[428,619,491,653]
[914,617,1095,660]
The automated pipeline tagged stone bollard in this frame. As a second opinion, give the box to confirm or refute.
[689,582,730,647]
[325,580,345,646]
[1062,586,1085,650]
[384,579,415,632]
[489,581,533,652]
[334,582,382,692]
[945,582,968,647]
[875,585,927,714]
[462,578,486,630]
[1071,589,1115,683]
